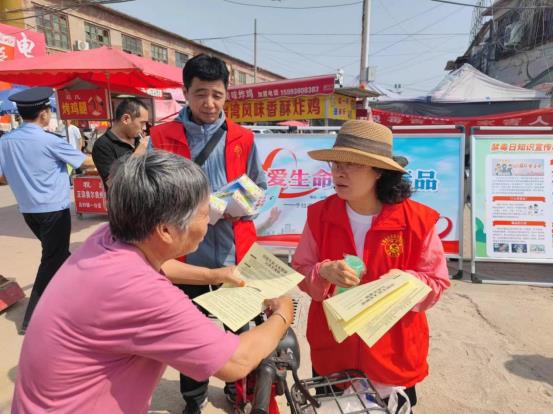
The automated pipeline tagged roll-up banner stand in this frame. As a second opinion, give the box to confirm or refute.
[470,126,553,287]
[392,126,465,279]
[252,125,465,279]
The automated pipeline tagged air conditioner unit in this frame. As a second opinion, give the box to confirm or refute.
[74,40,90,51]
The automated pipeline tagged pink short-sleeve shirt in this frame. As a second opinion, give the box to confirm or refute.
[12,224,239,414]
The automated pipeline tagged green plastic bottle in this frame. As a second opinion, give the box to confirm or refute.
[336,254,365,294]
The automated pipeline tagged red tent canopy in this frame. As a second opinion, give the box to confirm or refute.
[0,46,182,89]
[276,120,309,127]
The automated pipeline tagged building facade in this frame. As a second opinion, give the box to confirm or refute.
[446,0,553,94]
[2,0,283,86]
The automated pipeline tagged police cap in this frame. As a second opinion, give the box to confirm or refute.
[9,86,54,109]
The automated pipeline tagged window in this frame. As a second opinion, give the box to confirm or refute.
[122,34,142,56]
[85,22,110,48]
[238,71,247,84]
[175,51,189,68]
[35,8,70,50]
[151,44,168,63]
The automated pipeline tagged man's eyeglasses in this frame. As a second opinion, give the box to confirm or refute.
[327,161,365,172]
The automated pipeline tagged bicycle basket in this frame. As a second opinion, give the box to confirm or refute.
[290,369,389,414]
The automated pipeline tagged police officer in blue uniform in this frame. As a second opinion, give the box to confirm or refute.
[0,87,93,334]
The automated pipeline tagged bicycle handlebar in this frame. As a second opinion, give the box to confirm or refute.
[251,328,319,414]
[251,351,277,414]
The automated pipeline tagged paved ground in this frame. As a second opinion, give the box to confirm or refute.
[1,184,552,413]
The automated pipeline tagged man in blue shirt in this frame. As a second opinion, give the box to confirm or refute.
[0,87,93,334]
[151,55,267,414]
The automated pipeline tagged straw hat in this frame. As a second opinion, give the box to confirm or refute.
[308,120,406,172]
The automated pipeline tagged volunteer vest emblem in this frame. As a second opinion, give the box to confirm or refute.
[234,144,243,158]
[381,234,403,258]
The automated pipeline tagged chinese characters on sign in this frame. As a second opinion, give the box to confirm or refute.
[329,94,356,120]
[254,134,462,255]
[0,24,46,62]
[267,167,333,190]
[490,143,553,152]
[0,32,15,62]
[228,75,336,101]
[224,94,355,123]
[57,89,110,120]
[406,169,440,191]
[74,176,107,214]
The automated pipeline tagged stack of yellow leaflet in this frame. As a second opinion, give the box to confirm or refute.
[323,272,431,347]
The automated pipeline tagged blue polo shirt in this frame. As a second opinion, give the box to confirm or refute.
[167,107,266,267]
[0,123,85,213]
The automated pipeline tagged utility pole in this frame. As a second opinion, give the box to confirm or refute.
[359,0,371,88]
[254,18,258,83]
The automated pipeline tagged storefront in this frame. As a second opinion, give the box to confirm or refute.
[224,74,375,125]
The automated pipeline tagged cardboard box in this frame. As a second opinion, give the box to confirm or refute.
[0,276,25,312]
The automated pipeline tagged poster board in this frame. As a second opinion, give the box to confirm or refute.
[74,175,107,215]
[470,127,553,286]
[253,129,465,271]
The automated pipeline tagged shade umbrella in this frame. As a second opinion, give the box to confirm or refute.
[276,120,309,127]
[0,46,182,90]
[0,85,57,114]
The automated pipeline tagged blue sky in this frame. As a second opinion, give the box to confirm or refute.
[109,0,474,95]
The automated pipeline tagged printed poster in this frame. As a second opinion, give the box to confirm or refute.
[253,134,463,255]
[472,136,553,260]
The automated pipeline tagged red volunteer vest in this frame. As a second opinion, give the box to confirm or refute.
[306,195,439,387]
[150,118,257,262]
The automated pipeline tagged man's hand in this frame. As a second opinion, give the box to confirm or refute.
[208,266,246,287]
[223,213,241,223]
[81,155,96,169]
[134,136,149,156]
[319,260,360,288]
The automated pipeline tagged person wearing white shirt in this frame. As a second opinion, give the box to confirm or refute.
[59,120,82,151]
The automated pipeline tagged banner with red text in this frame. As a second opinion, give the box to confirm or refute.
[371,108,553,128]
[225,94,355,123]
[57,89,110,120]
[254,133,464,255]
[227,75,335,101]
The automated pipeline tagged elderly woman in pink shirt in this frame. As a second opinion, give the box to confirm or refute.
[12,152,293,414]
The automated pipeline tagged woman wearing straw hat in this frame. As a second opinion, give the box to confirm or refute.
[292,120,450,411]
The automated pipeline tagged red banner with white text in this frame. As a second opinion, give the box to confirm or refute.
[368,108,553,129]
[228,75,336,101]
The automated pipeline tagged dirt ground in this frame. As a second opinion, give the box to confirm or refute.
[1,185,552,413]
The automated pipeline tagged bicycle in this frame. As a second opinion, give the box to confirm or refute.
[248,328,390,414]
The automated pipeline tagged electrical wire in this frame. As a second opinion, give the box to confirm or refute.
[259,32,468,36]
[190,33,252,41]
[222,0,362,9]
[369,5,465,57]
[259,34,339,71]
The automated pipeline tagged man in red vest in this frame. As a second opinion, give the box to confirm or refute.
[150,54,266,414]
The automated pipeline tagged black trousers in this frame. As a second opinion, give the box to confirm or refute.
[21,209,71,330]
[178,283,252,406]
